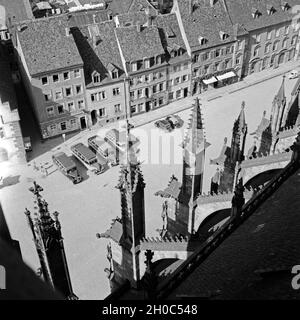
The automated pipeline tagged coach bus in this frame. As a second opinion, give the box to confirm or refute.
[71,143,107,174]
[52,152,82,184]
[88,136,119,166]
[104,129,139,155]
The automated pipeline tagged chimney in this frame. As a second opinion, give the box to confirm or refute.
[137,24,142,32]
[210,0,217,6]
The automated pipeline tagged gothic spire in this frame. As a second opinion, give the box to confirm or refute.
[274,75,286,107]
[183,97,209,154]
[26,182,78,300]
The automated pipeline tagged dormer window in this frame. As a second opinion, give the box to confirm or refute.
[252,8,261,19]
[156,55,161,64]
[107,10,113,20]
[111,70,119,79]
[132,62,137,72]
[219,31,229,41]
[198,36,208,45]
[267,5,276,15]
[93,72,101,84]
[281,1,290,11]
[144,58,150,69]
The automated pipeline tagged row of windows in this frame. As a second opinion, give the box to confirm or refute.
[93,70,119,84]
[41,69,81,85]
[130,72,165,86]
[168,88,189,101]
[171,62,189,73]
[130,82,166,100]
[94,104,123,118]
[46,99,85,118]
[168,74,189,87]
[130,54,164,72]
[44,84,83,102]
[48,119,78,133]
[254,24,298,43]
[253,36,298,57]
[193,59,233,77]
[130,98,165,113]
[193,45,234,63]
[90,87,121,102]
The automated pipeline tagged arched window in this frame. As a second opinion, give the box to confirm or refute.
[265,42,271,53]
[253,46,260,57]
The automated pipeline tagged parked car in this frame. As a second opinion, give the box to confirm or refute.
[166,115,184,128]
[288,70,299,79]
[154,119,173,132]
[52,152,82,184]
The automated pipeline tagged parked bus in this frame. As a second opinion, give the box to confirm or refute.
[52,152,82,184]
[104,129,139,155]
[88,135,120,166]
[71,142,107,174]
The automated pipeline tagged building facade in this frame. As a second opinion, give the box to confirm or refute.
[16,16,89,139]
[73,20,128,127]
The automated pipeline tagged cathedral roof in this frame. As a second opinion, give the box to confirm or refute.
[166,166,300,299]
[210,137,231,166]
[155,175,182,201]
[99,218,123,244]
[250,111,271,136]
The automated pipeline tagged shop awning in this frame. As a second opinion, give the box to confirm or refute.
[217,71,236,81]
[202,77,218,85]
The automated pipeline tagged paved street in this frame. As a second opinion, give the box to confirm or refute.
[0,66,299,299]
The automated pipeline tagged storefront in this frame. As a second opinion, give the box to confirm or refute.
[193,69,239,94]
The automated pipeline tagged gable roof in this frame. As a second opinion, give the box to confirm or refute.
[154,13,189,62]
[0,0,33,24]
[115,25,165,62]
[72,20,125,86]
[224,0,300,32]
[17,16,83,76]
[175,0,236,51]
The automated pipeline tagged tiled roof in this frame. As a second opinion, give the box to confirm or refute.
[115,25,165,62]
[176,0,236,51]
[0,0,33,23]
[224,0,300,31]
[129,0,156,12]
[116,11,148,26]
[17,16,83,76]
[168,167,300,299]
[72,20,125,86]
[107,0,133,15]
[67,8,111,26]
[154,13,189,61]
